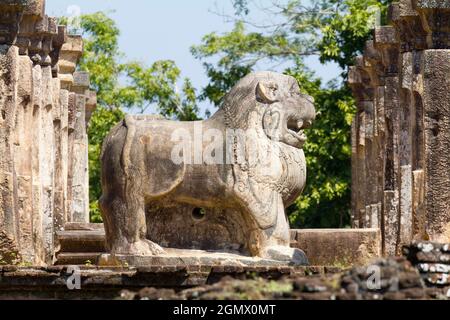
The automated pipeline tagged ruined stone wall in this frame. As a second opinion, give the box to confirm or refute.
[349,0,450,255]
[0,0,96,265]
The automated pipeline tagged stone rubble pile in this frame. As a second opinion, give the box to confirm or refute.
[121,253,450,300]
[338,257,426,300]
[403,242,450,289]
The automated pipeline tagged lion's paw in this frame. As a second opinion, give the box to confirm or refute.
[128,239,165,256]
[262,245,309,265]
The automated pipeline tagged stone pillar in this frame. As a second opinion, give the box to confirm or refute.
[0,1,26,262]
[348,63,368,228]
[414,0,450,243]
[70,71,90,223]
[421,50,450,241]
[0,45,20,255]
[388,1,415,250]
[0,0,96,265]
[58,35,83,225]
[349,0,450,254]
[58,35,83,89]
[50,27,66,236]
[14,54,34,262]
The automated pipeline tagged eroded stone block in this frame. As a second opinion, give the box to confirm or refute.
[292,229,381,267]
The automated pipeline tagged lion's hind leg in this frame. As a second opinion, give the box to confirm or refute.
[100,191,164,256]
[99,121,164,256]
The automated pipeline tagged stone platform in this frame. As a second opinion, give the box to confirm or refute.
[1,242,449,300]
[55,224,381,268]
[0,264,340,300]
[98,248,307,268]
[291,228,381,267]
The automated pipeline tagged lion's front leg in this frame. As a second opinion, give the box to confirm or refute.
[125,239,165,256]
[248,197,308,265]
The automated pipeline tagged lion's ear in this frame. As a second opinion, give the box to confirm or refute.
[256,81,279,104]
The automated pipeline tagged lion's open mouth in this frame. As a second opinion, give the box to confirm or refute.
[287,118,311,144]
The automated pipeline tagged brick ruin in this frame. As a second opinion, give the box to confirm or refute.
[349,0,450,255]
[0,0,96,265]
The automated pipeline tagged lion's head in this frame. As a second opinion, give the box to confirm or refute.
[216,71,315,149]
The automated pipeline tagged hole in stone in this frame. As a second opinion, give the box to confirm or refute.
[192,208,206,221]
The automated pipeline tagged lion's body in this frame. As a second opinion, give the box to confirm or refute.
[99,72,315,264]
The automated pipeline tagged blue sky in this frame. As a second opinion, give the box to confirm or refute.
[46,0,341,115]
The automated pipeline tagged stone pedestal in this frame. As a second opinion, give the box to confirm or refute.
[98,248,309,268]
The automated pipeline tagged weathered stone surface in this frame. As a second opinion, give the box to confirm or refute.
[99,72,315,265]
[406,241,450,253]
[0,1,27,45]
[384,191,400,255]
[417,263,450,273]
[15,55,34,262]
[412,170,425,240]
[22,0,44,17]
[58,36,83,89]
[0,0,96,265]
[0,263,338,300]
[0,45,19,253]
[122,257,441,300]
[64,222,104,231]
[53,224,385,269]
[99,248,310,268]
[291,229,381,267]
[2,244,450,300]
[0,230,21,264]
[400,165,413,246]
[411,251,450,263]
[57,230,105,253]
[70,93,89,223]
[350,0,450,252]
[422,50,450,242]
[55,252,104,266]
[413,0,450,49]
[403,241,450,287]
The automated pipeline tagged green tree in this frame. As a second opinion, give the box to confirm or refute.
[192,0,392,227]
[62,12,199,221]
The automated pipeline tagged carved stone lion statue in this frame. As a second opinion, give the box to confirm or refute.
[99,71,316,264]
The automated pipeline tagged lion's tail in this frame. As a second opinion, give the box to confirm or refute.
[122,115,137,179]
[120,115,145,217]
[100,115,141,207]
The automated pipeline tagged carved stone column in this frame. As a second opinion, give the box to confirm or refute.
[0,1,24,263]
[350,0,450,253]
[0,0,96,265]
[70,72,90,223]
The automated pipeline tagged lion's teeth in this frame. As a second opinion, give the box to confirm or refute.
[297,121,303,129]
